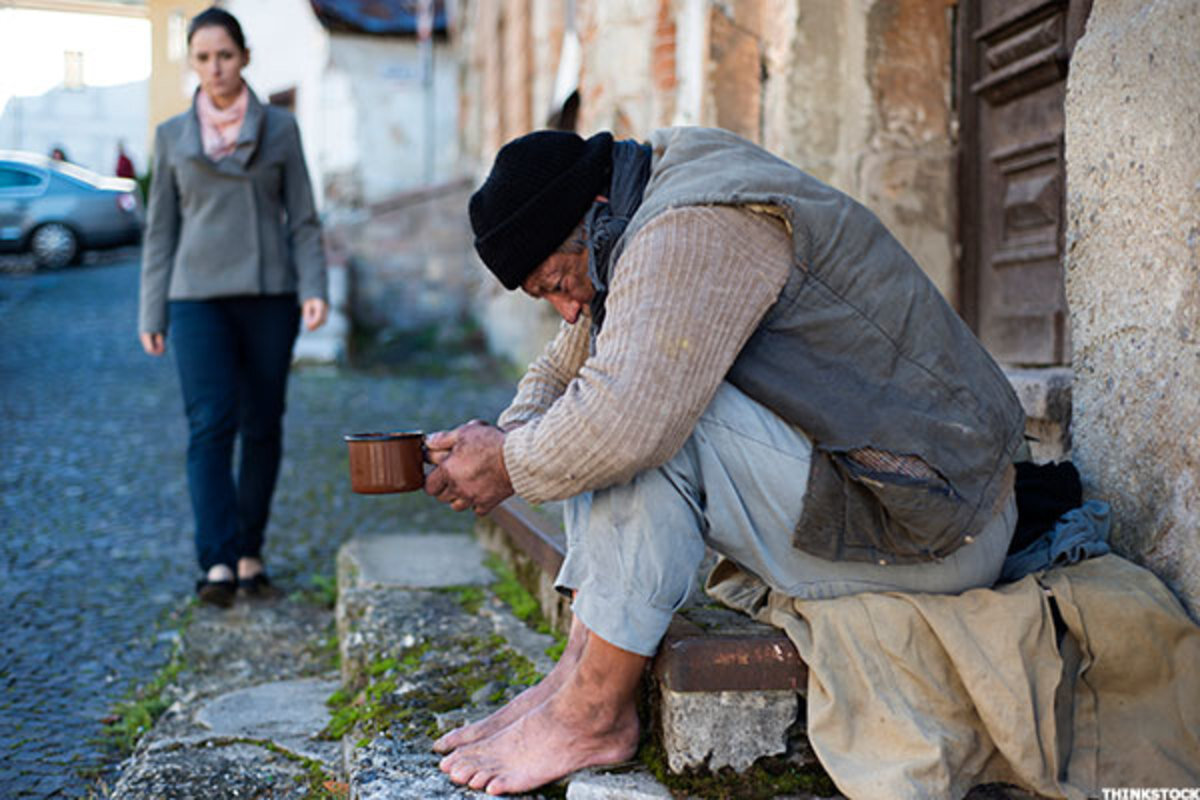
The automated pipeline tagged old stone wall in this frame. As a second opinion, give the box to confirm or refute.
[458,0,957,365]
[1065,0,1200,618]
[329,179,484,334]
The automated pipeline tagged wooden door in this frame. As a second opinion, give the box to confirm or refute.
[957,0,1091,366]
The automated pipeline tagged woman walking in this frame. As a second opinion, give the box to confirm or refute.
[139,7,327,607]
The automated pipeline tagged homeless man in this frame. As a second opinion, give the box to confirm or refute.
[422,126,1025,796]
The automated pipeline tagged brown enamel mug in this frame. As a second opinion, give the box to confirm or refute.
[344,432,426,493]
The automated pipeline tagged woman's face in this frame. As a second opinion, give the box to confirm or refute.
[188,25,248,105]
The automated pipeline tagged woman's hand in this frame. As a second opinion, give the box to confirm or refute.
[302,298,328,332]
[140,332,165,356]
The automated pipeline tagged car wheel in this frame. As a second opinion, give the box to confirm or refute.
[29,223,79,269]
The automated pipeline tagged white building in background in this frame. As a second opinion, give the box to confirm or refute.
[0,81,148,175]
[0,3,151,175]
[220,0,459,212]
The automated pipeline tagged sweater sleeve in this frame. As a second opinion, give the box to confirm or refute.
[502,204,792,503]
[497,314,591,431]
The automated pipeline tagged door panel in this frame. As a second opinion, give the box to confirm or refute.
[957,0,1091,366]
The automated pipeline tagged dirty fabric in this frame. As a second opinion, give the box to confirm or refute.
[999,500,1112,583]
[707,554,1200,800]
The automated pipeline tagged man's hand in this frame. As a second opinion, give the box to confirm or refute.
[424,420,514,514]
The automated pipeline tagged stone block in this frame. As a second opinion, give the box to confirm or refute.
[1064,0,1200,619]
[566,769,673,799]
[337,533,493,591]
[194,678,342,769]
[475,514,573,637]
[658,686,799,773]
[1005,367,1074,462]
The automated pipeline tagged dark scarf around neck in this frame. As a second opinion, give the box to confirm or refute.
[585,139,652,331]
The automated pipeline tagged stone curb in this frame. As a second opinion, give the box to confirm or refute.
[333,531,686,799]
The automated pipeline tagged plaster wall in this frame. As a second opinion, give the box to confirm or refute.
[327,36,459,205]
[575,0,656,137]
[334,180,482,333]
[459,0,956,365]
[1065,0,1200,618]
[147,0,209,144]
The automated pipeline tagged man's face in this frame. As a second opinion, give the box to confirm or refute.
[521,250,595,325]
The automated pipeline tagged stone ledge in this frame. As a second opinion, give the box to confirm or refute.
[1005,367,1073,423]
[1004,366,1074,462]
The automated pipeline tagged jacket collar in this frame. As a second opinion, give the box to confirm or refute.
[178,84,266,176]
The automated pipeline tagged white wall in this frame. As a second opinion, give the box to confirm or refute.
[328,34,459,204]
[0,82,148,176]
[216,0,459,210]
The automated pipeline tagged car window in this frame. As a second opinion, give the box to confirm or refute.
[0,166,43,189]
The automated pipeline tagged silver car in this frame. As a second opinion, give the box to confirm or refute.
[0,151,143,269]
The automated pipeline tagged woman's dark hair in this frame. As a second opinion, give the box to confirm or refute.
[187,7,246,51]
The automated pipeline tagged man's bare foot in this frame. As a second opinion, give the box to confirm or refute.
[439,629,646,796]
[432,616,588,755]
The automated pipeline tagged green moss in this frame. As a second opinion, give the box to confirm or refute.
[254,738,346,798]
[324,647,421,740]
[489,557,541,622]
[399,642,430,672]
[324,628,552,747]
[484,555,568,661]
[304,622,341,674]
[295,573,338,609]
[543,637,567,661]
[636,736,839,799]
[99,604,193,756]
[436,584,486,614]
[367,657,399,677]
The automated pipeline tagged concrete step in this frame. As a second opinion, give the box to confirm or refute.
[109,600,344,799]
[332,530,687,798]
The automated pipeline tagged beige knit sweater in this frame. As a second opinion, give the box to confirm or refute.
[498,204,792,504]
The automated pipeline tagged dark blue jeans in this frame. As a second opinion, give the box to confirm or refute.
[169,295,300,572]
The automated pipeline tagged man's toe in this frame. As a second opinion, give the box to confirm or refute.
[468,768,495,791]
[447,756,483,786]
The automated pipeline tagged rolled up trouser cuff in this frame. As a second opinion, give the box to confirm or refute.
[554,482,704,658]
[568,581,677,658]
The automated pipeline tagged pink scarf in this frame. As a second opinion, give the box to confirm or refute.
[195,84,249,161]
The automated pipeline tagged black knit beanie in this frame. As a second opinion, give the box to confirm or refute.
[469,130,614,290]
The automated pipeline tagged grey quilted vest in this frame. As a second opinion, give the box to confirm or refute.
[611,128,1025,564]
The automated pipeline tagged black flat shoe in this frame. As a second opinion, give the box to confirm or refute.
[196,577,236,608]
[237,572,278,599]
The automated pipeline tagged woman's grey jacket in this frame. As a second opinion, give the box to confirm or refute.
[139,88,327,334]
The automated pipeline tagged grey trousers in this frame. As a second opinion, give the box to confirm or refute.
[556,382,1017,657]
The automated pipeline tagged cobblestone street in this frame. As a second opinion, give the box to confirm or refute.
[0,253,515,797]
